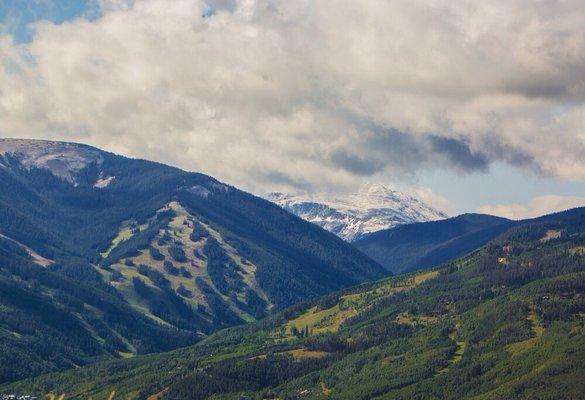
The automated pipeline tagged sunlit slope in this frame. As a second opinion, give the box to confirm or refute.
[0,139,386,383]
[6,207,584,400]
[99,201,271,332]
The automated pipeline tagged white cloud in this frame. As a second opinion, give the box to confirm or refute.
[1,0,585,194]
[400,185,454,215]
[478,195,585,220]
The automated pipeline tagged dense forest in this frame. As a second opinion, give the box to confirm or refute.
[355,213,513,273]
[4,207,584,399]
[0,140,385,383]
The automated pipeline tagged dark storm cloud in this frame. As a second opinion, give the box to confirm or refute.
[364,128,426,173]
[429,136,490,171]
[504,79,570,99]
[332,126,542,179]
[329,150,385,176]
[260,171,313,192]
[477,135,539,171]
[361,128,490,174]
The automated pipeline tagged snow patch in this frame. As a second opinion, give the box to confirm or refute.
[187,185,212,198]
[94,176,115,188]
[0,139,103,183]
[185,182,230,198]
[211,182,229,193]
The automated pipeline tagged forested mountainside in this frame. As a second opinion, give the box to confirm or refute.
[0,139,385,383]
[6,207,584,399]
[355,213,512,273]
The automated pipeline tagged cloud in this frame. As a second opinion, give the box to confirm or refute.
[330,150,385,176]
[0,0,584,194]
[478,195,585,220]
[401,185,454,215]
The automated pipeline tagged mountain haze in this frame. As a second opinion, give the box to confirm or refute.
[355,213,513,273]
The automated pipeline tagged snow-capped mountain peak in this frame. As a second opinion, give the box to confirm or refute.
[266,184,448,241]
[358,182,392,196]
[0,139,103,183]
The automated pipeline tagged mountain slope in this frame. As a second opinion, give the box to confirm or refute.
[355,213,512,273]
[6,207,584,399]
[267,183,447,241]
[0,138,386,382]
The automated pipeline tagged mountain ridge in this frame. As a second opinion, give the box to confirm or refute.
[5,206,583,399]
[0,138,386,383]
[267,183,448,241]
[355,213,512,273]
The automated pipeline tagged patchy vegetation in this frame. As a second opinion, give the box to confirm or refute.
[105,202,270,332]
[0,141,385,383]
[4,208,585,399]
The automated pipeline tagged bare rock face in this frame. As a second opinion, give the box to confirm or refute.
[0,138,103,183]
[267,183,448,242]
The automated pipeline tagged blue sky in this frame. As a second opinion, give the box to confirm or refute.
[415,163,585,214]
[0,0,92,43]
[1,0,584,217]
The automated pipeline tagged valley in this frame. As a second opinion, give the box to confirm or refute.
[2,207,583,399]
[1,1,583,398]
[0,140,583,400]
[355,213,513,273]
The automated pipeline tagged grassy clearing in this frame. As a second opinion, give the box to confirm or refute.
[414,270,439,284]
[321,381,332,395]
[437,324,466,374]
[395,312,439,326]
[451,336,466,364]
[569,246,585,255]
[360,269,439,300]
[252,348,330,361]
[507,306,544,356]
[287,348,330,360]
[104,202,270,324]
[0,326,22,339]
[147,388,168,400]
[540,229,561,242]
[100,226,134,258]
[282,269,440,338]
[286,304,357,336]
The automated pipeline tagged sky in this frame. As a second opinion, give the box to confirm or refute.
[0,0,584,218]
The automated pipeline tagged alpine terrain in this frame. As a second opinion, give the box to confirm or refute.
[267,184,448,242]
[4,207,584,399]
[0,139,385,383]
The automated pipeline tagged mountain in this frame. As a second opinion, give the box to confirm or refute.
[355,213,513,273]
[0,138,386,383]
[6,207,584,399]
[266,183,448,241]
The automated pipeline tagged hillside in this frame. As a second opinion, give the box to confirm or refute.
[355,213,512,273]
[5,207,584,399]
[267,183,447,241]
[0,139,386,383]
